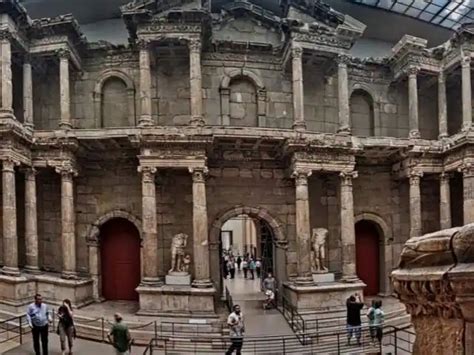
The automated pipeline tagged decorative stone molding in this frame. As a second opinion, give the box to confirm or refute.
[188,38,201,53]
[291,46,303,59]
[292,169,312,185]
[339,170,357,185]
[138,166,157,183]
[189,166,208,183]
[459,163,474,177]
[408,170,423,184]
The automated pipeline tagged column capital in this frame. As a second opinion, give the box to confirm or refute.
[56,48,70,60]
[462,55,471,67]
[292,46,303,60]
[0,30,12,42]
[189,166,208,183]
[292,169,312,185]
[2,158,19,172]
[340,170,358,185]
[188,38,201,53]
[336,54,351,66]
[138,166,157,182]
[459,163,474,177]
[22,167,39,178]
[137,38,152,51]
[406,66,420,77]
[55,163,78,178]
[408,170,423,184]
[438,71,446,83]
[440,171,452,181]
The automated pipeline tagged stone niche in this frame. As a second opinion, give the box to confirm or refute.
[391,224,474,354]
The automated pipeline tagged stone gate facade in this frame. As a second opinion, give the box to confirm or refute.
[0,0,472,315]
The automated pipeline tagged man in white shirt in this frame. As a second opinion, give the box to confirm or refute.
[26,294,52,355]
[226,304,244,354]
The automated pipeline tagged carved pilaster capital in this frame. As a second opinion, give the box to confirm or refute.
[459,163,474,177]
[336,54,351,67]
[440,171,452,182]
[189,167,208,183]
[340,170,358,186]
[138,166,157,183]
[462,55,471,67]
[23,167,39,180]
[408,170,423,185]
[292,46,303,60]
[407,66,420,77]
[2,158,19,173]
[188,38,201,53]
[0,30,12,42]
[55,162,78,178]
[292,169,312,186]
[137,38,151,51]
[56,48,70,60]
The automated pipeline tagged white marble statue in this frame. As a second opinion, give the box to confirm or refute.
[311,228,328,273]
[169,233,189,274]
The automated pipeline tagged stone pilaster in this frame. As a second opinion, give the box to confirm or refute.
[408,67,420,139]
[2,159,19,276]
[440,172,452,230]
[337,55,351,134]
[23,56,34,129]
[0,31,12,113]
[138,40,153,127]
[409,170,423,238]
[56,164,77,278]
[24,168,40,273]
[460,164,474,224]
[462,56,472,132]
[58,49,72,129]
[292,169,312,283]
[438,72,448,138]
[139,166,160,284]
[189,39,204,126]
[340,171,358,281]
[291,46,306,131]
[190,167,212,288]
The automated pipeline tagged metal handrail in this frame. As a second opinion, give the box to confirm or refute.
[0,315,27,345]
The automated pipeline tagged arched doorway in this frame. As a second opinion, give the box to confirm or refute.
[355,220,380,296]
[100,218,141,300]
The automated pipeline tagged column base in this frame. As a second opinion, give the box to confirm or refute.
[294,275,314,286]
[140,277,162,287]
[2,266,20,277]
[138,116,154,127]
[192,279,213,288]
[24,265,42,275]
[337,126,351,135]
[61,271,79,280]
[409,130,421,139]
[341,275,361,283]
[59,121,73,130]
[292,121,306,131]
[438,133,449,140]
[189,115,205,127]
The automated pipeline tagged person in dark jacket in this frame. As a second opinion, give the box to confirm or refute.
[346,293,364,346]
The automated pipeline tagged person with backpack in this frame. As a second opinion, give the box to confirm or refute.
[367,300,385,346]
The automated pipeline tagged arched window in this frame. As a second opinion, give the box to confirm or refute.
[350,89,374,137]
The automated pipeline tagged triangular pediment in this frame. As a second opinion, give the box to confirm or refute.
[121,0,202,15]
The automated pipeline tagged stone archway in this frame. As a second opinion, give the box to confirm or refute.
[209,206,287,293]
[354,212,392,295]
[86,210,143,301]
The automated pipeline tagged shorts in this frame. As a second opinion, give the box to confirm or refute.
[346,324,361,339]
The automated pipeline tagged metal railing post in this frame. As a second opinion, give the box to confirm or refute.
[101,317,105,342]
[394,328,398,354]
[154,320,157,340]
[283,337,286,354]
[337,333,340,354]
[19,315,23,344]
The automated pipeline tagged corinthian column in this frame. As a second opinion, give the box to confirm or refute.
[340,171,358,281]
[56,164,77,278]
[409,171,423,238]
[190,167,211,287]
[438,72,448,138]
[139,166,159,284]
[139,40,153,127]
[408,67,420,139]
[25,168,40,273]
[292,169,312,283]
[23,56,34,129]
[189,39,204,126]
[462,56,472,132]
[291,46,306,131]
[337,55,351,134]
[0,31,12,113]
[439,172,451,230]
[2,159,19,276]
[460,164,474,224]
[58,49,72,129]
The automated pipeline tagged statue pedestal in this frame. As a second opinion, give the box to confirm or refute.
[312,272,335,283]
[166,272,191,286]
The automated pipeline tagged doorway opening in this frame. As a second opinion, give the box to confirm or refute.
[355,220,380,296]
[100,218,141,301]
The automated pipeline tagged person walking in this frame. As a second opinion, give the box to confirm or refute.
[346,294,364,346]
[26,293,52,355]
[226,304,245,355]
[57,299,76,355]
[236,256,242,271]
[108,313,132,355]
[367,300,385,346]
[242,259,248,279]
[255,259,262,278]
[222,256,229,279]
[249,259,256,280]
[262,272,276,294]
[228,258,236,279]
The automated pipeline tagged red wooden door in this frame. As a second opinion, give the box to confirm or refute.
[355,221,380,296]
[101,219,141,300]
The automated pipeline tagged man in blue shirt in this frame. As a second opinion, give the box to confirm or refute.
[26,294,52,355]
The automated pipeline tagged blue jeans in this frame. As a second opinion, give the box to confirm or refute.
[347,324,361,340]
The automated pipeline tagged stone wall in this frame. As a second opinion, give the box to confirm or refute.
[33,61,60,130]
[421,176,441,234]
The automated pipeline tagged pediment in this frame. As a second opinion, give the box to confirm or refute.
[121,0,202,16]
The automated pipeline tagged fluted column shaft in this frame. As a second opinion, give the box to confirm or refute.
[0,33,12,112]
[189,39,204,126]
[190,168,211,287]
[462,57,472,131]
[292,46,306,131]
[23,58,34,129]
[139,166,159,284]
[439,173,451,230]
[340,171,357,281]
[408,68,420,138]
[58,50,71,129]
[25,168,39,272]
[409,172,423,238]
[2,159,19,276]
[438,72,448,138]
[461,165,474,224]
[57,166,77,278]
[139,42,153,126]
[293,170,312,283]
[337,55,350,134]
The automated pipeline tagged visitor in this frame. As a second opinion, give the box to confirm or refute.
[26,293,52,355]
[367,300,384,346]
[249,259,256,280]
[228,258,236,279]
[242,259,248,279]
[236,255,242,271]
[346,293,364,346]
[226,304,245,355]
[108,313,132,355]
[57,299,76,355]
[255,259,262,278]
[222,256,229,279]
[262,272,276,294]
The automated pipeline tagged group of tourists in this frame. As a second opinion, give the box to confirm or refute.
[222,252,262,280]
[25,294,132,355]
[346,293,385,346]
